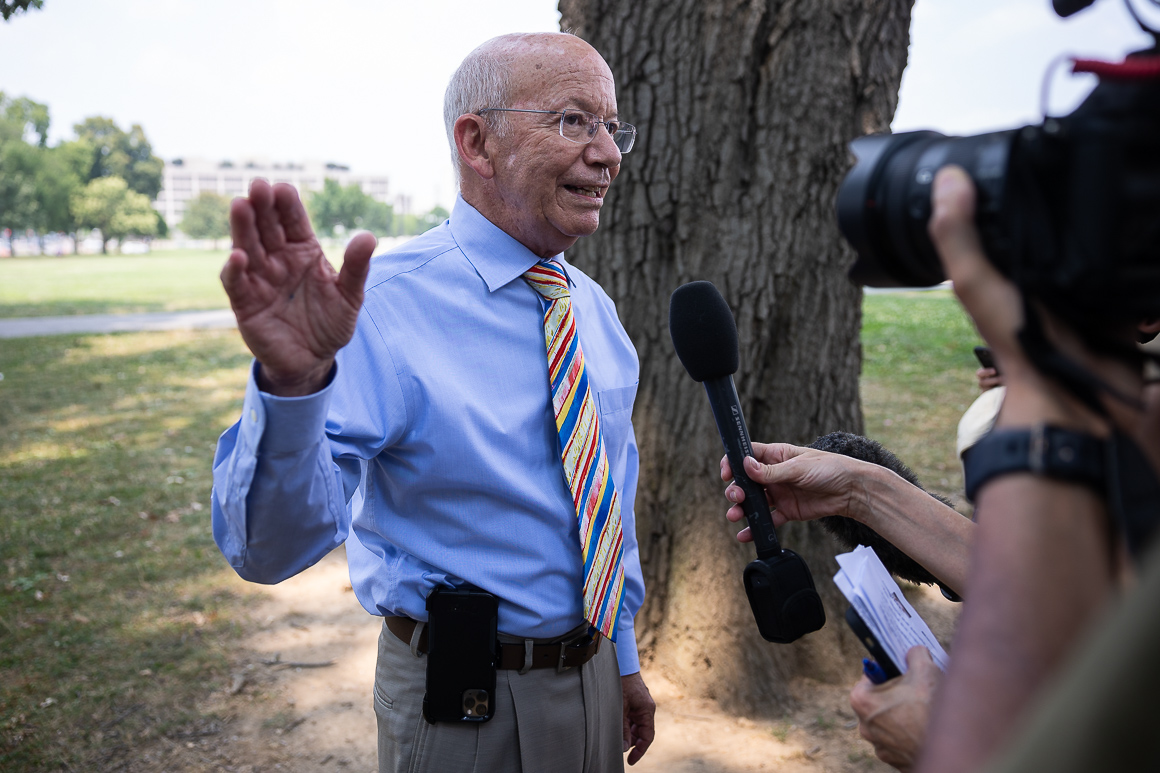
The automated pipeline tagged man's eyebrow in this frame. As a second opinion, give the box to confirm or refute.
[557,101,620,119]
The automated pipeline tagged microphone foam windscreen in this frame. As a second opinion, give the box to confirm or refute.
[669,281,739,382]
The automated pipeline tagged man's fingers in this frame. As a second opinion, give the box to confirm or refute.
[335,232,375,311]
[251,179,288,257]
[220,250,249,300]
[273,183,317,244]
[625,715,655,765]
[229,197,266,270]
[626,728,653,764]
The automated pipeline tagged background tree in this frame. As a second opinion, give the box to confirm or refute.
[71,176,157,254]
[181,191,231,248]
[307,177,394,237]
[417,204,450,233]
[559,0,912,714]
[0,133,41,234]
[0,91,49,145]
[0,94,49,234]
[393,205,450,236]
[0,0,42,22]
[0,93,79,247]
[73,116,164,200]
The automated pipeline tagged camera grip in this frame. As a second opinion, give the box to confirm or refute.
[743,550,827,643]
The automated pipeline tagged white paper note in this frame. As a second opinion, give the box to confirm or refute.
[834,545,950,674]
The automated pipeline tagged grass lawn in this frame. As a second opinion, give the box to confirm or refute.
[0,251,232,318]
[0,289,984,769]
[859,291,983,504]
[0,248,347,319]
[0,329,259,770]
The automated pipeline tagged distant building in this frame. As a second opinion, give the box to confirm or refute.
[154,157,394,230]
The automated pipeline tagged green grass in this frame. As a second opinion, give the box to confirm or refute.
[0,250,231,318]
[0,329,259,770]
[0,286,983,768]
[860,290,984,503]
[0,248,346,318]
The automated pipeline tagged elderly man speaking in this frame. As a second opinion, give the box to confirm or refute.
[211,32,655,772]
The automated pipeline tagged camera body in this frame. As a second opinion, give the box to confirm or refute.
[837,51,1160,326]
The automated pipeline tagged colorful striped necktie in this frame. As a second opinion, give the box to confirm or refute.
[523,260,625,641]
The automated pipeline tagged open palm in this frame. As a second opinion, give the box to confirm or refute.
[220,180,375,395]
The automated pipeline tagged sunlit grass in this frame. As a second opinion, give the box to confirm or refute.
[0,247,347,318]
[860,290,984,504]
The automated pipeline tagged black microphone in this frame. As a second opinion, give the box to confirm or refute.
[669,281,826,644]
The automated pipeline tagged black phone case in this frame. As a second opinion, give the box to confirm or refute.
[844,606,901,680]
[974,345,996,371]
[423,586,498,724]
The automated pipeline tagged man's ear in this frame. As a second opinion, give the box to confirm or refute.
[454,114,497,181]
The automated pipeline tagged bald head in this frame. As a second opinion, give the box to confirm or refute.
[445,32,622,257]
[443,33,612,183]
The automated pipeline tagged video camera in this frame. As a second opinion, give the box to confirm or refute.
[836,0,1160,330]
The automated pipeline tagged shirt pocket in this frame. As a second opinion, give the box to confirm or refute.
[595,382,638,468]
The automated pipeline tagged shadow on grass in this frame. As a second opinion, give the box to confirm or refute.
[0,329,259,770]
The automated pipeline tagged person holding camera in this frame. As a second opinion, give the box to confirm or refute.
[912,163,1160,771]
[723,164,1160,771]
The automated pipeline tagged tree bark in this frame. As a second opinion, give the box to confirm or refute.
[560,0,912,714]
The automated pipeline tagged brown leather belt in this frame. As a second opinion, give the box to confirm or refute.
[385,616,601,671]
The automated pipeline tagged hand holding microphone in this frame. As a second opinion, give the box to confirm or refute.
[669,281,826,644]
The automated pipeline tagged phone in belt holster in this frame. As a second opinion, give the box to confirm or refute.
[423,584,499,724]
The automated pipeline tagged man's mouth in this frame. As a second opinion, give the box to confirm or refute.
[564,185,603,199]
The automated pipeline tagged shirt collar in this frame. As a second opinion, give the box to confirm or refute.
[448,195,575,292]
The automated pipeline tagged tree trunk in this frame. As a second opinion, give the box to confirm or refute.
[559,0,912,714]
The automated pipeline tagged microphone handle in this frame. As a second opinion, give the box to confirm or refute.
[703,377,782,559]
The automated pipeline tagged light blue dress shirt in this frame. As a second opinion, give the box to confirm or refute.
[212,196,644,675]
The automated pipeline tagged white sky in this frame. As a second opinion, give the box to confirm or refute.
[0,0,1153,212]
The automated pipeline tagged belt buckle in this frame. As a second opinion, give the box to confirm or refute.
[557,633,599,673]
[556,639,572,673]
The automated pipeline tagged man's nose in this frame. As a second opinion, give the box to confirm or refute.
[584,124,622,167]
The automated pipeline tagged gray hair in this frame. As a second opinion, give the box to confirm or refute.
[443,32,579,186]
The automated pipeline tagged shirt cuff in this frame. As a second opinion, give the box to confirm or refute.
[250,360,336,454]
[615,623,640,676]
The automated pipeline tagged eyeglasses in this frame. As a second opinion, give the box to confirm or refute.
[477,108,637,153]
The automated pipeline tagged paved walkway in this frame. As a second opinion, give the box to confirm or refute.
[0,309,236,339]
[0,284,948,340]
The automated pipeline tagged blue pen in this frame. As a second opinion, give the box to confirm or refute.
[862,658,889,685]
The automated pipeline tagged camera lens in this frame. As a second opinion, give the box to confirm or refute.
[837,130,1017,289]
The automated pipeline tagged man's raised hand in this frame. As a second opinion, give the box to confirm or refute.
[221,180,375,396]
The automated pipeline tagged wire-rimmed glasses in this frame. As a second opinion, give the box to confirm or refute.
[478,108,637,153]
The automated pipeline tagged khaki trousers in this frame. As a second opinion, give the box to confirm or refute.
[373,618,624,773]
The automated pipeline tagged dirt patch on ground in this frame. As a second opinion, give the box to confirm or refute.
[124,548,958,772]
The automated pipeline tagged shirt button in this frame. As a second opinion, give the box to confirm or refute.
[250,409,258,423]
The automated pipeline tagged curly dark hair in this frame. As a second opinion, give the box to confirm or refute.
[808,431,961,594]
